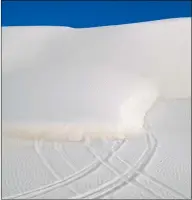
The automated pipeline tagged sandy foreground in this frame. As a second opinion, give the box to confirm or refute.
[2,18,191,199]
[2,99,191,199]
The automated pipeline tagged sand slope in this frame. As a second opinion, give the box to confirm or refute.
[2,18,191,141]
[2,18,191,199]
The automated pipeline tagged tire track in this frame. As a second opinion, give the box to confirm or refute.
[3,139,125,199]
[34,140,61,180]
[115,156,187,199]
[71,132,158,199]
[83,134,187,199]
[54,139,159,199]
[56,134,186,199]
[33,142,81,199]
[80,132,187,199]
[81,139,161,199]
[34,140,78,196]
[54,142,77,172]
[4,132,187,200]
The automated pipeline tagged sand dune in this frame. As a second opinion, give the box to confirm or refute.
[2,18,191,199]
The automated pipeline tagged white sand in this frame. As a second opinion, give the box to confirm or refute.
[2,18,191,141]
[2,99,191,199]
[2,18,191,199]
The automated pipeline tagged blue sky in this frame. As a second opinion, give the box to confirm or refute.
[2,1,191,28]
